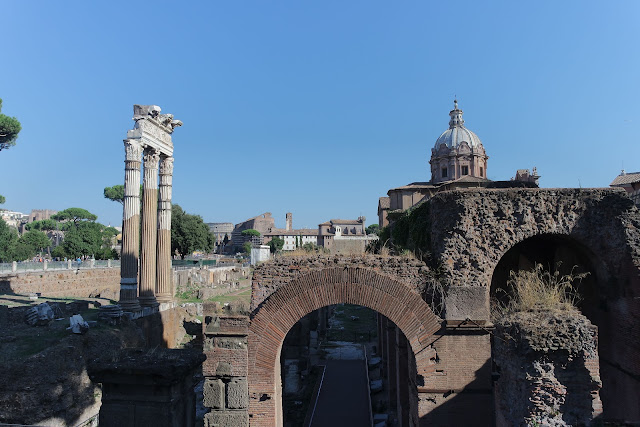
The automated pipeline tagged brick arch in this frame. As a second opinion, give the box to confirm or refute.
[248,266,441,426]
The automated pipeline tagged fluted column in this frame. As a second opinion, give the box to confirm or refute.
[156,156,174,304]
[138,148,160,308]
[119,139,143,313]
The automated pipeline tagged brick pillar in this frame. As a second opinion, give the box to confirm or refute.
[139,148,160,309]
[202,307,249,427]
[119,139,143,314]
[156,155,174,306]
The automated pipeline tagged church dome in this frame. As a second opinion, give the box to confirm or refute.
[434,100,483,150]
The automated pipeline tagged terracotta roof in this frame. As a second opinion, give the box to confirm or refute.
[611,172,640,186]
[389,176,491,192]
[329,219,363,224]
[388,182,436,191]
[378,197,390,209]
[265,228,317,236]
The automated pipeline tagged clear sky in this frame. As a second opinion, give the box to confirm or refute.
[1,1,639,230]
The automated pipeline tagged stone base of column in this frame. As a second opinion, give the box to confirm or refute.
[139,296,160,309]
[157,292,174,303]
[120,300,142,314]
[158,300,176,312]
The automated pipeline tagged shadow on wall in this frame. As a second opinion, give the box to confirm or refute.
[418,359,493,427]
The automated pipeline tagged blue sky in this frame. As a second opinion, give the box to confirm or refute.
[1,1,638,229]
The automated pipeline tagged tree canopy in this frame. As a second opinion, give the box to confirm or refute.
[52,208,98,229]
[103,185,125,205]
[20,230,51,254]
[0,218,20,262]
[25,219,58,231]
[171,204,214,259]
[0,98,22,152]
[103,184,146,205]
[0,220,50,261]
[241,228,261,237]
[269,237,284,253]
[366,224,380,235]
[0,195,5,204]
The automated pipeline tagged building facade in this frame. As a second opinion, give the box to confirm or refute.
[231,213,275,250]
[430,99,488,184]
[263,213,318,251]
[207,222,234,252]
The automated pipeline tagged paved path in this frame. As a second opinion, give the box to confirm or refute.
[310,359,371,427]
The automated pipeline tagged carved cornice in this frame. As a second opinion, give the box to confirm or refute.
[159,156,174,175]
[127,105,182,156]
[143,149,161,169]
[124,139,144,162]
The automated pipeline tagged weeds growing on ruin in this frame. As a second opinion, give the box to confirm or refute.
[495,263,588,316]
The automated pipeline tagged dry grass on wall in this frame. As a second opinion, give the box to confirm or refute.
[494,263,589,317]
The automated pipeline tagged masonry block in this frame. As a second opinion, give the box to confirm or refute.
[444,286,489,320]
[203,346,248,377]
[203,379,225,409]
[204,411,249,427]
[226,378,248,409]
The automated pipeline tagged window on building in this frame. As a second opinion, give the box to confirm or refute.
[462,165,469,175]
[480,167,484,177]
[442,167,448,178]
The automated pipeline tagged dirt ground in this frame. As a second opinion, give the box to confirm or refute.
[0,299,146,426]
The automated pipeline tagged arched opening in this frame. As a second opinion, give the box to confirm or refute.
[280,304,417,426]
[489,233,623,417]
[248,267,441,426]
[490,234,601,318]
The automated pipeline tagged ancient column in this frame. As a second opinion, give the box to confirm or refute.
[119,139,144,313]
[138,148,160,308]
[156,155,174,304]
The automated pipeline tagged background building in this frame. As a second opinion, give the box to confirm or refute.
[207,222,234,253]
[231,212,275,250]
[318,217,375,254]
[264,212,318,250]
[610,171,640,207]
[378,101,539,227]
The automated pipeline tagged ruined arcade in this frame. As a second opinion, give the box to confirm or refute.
[200,186,640,425]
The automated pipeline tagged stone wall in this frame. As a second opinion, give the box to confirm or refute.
[493,309,602,425]
[202,310,250,427]
[0,268,120,300]
[428,188,640,301]
[427,188,640,421]
[173,266,249,289]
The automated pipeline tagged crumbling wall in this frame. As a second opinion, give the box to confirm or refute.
[493,309,602,426]
[251,254,431,311]
[1,268,120,299]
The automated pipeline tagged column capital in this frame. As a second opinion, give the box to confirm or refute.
[124,139,144,162]
[143,148,161,169]
[159,156,174,175]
